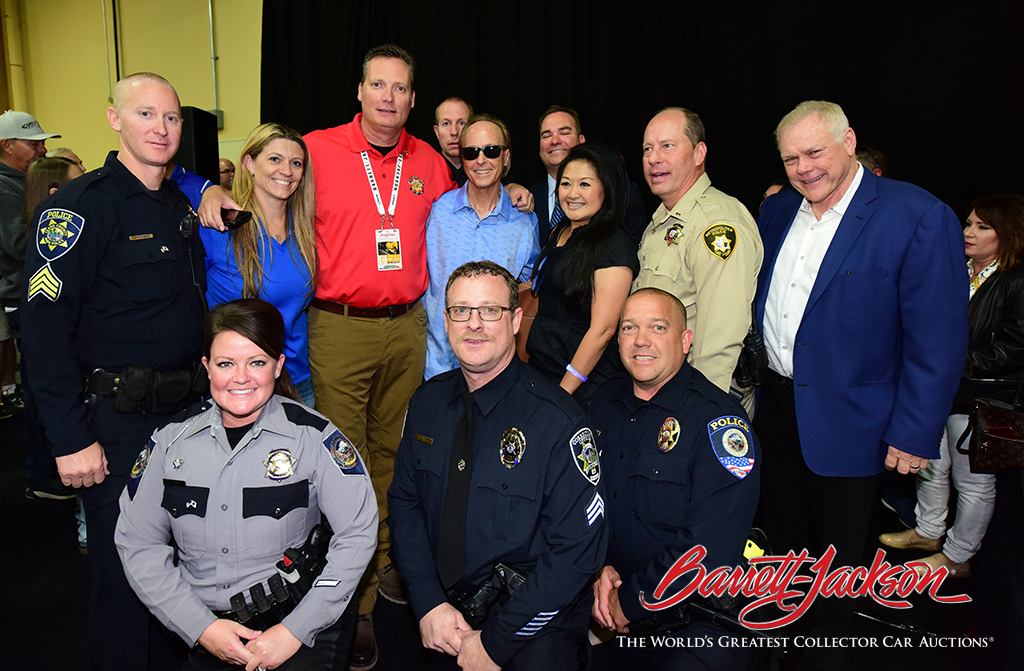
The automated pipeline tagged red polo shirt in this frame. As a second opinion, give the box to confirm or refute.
[305,114,454,307]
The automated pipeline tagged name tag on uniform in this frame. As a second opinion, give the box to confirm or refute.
[376,228,402,271]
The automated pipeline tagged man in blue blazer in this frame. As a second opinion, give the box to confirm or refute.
[754,101,967,669]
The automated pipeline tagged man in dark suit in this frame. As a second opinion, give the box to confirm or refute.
[754,100,967,670]
[528,106,646,245]
[528,106,585,244]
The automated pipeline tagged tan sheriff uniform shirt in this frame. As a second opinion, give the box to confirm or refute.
[634,172,763,410]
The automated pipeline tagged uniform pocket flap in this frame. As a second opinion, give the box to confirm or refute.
[242,479,310,519]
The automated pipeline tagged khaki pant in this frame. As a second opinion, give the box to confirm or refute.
[308,302,426,614]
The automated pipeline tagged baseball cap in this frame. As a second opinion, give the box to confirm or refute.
[0,110,61,141]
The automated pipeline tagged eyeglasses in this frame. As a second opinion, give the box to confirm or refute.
[460,145,504,161]
[445,305,510,322]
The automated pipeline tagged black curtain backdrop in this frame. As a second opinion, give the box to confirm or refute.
[260,1,1023,218]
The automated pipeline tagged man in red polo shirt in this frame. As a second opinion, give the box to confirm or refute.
[199,44,454,670]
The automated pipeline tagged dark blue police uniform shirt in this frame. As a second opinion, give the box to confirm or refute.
[589,363,760,624]
[21,151,206,469]
[388,356,608,666]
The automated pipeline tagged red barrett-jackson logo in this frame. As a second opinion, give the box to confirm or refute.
[639,545,971,630]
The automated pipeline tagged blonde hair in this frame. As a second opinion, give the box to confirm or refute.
[775,100,850,148]
[229,123,318,300]
[112,72,177,111]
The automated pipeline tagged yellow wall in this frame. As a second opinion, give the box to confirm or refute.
[8,0,261,170]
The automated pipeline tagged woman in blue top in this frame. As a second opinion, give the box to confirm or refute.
[201,123,318,406]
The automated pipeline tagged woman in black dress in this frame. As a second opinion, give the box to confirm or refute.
[526,144,640,404]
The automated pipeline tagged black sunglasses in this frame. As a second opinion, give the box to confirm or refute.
[460,145,504,161]
[222,208,254,230]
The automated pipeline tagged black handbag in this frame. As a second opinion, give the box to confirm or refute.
[956,383,1024,473]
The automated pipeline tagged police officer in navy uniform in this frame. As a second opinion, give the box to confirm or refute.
[21,72,206,671]
[590,288,759,671]
[388,260,608,670]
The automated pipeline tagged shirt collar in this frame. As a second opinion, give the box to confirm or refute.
[652,172,712,226]
[615,362,694,413]
[183,395,299,444]
[453,182,512,222]
[347,113,412,157]
[446,356,523,416]
[798,163,864,217]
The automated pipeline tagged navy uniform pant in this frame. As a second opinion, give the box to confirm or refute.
[78,401,191,671]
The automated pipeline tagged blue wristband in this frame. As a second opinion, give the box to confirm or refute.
[566,364,588,383]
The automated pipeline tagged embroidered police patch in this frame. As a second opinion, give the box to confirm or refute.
[36,208,85,261]
[570,428,600,485]
[702,223,737,261]
[264,448,297,480]
[323,430,365,475]
[127,440,154,500]
[707,416,755,479]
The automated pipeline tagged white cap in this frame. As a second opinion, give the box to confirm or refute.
[0,110,61,141]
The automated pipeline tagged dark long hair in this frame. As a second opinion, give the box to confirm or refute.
[534,144,632,318]
[203,298,299,400]
[969,194,1024,272]
[22,157,79,233]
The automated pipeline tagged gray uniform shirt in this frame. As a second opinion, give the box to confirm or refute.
[115,395,378,647]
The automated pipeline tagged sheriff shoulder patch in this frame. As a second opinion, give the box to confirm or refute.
[126,440,155,501]
[702,223,737,261]
[707,416,755,479]
[323,430,365,476]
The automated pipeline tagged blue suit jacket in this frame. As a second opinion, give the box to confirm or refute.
[754,171,968,477]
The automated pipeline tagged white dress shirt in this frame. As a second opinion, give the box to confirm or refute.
[764,164,866,377]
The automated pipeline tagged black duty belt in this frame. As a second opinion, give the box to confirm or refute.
[84,364,199,416]
[310,297,416,319]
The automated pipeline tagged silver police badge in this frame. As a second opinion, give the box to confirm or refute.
[263,448,297,480]
[500,427,526,469]
[570,428,600,485]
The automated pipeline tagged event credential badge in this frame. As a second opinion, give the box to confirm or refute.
[376,228,402,271]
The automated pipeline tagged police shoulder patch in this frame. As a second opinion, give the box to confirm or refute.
[570,427,601,485]
[127,440,155,501]
[702,223,737,261]
[323,430,365,476]
[707,416,755,479]
[36,208,85,262]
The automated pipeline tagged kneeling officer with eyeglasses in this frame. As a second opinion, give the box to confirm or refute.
[389,260,608,670]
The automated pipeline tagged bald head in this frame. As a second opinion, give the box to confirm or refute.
[619,288,693,400]
[112,72,178,112]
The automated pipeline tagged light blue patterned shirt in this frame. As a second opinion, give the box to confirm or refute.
[423,183,539,380]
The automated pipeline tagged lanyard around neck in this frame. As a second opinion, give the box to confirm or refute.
[361,150,404,229]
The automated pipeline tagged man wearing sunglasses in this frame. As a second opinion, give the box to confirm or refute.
[390,260,606,671]
[422,115,540,381]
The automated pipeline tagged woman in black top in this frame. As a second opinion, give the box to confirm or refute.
[526,145,640,404]
[881,194,1024,577]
